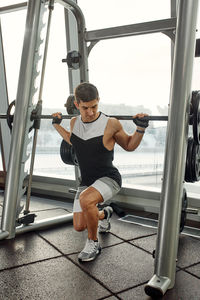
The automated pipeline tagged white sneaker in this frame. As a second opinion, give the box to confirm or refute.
[99,206,113,233]
[78,238,101,262]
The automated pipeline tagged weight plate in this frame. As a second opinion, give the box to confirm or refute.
[60,139,78,166]
[66,51,81,70]
[192,91,200,144]
[185,137,194,182]
[65,95,78,115]
[6,100,15,131]
[191,141,200,181]
[180,188,187,232]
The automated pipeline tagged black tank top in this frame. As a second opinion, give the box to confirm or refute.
[70,112,121,187]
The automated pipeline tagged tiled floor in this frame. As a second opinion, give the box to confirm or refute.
[0,194,200,300]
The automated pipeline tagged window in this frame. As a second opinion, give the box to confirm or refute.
[88,34,170,189]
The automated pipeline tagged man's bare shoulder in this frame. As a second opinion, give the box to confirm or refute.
[108,117,122,131]
[70,116,77,131]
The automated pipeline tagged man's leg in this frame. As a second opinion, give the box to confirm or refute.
[76,177,120,262]
[73,212,87,232]
[79,186,103,240]
[73,186,88,233]
[74,186,102,262]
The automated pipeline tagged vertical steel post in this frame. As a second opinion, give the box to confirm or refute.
[57,0,88,82]
[62,0,88,187]
[0,20,11,170]
[1,0,43,238]
[64,0,81,93]
[145,0,199,297]
[25,0,54,214]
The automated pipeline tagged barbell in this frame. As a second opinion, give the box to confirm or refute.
[0,113,168,121]
[1,99,169,132]
[1,90,200,143]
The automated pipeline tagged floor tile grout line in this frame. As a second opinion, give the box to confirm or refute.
[37,230,127,299]
[177,261,200,270]
[97,294,123,300]
[177,261,200,273]
[110,231,157,243]
[37,232,126,255]
[114,280,149,297]
[36,232,67,256]
[35,233,122,298]
[183,268,200,280]
[126,241,154,256]
[0,255,63,273]
[110,232,155,256]
[65,255,122,300]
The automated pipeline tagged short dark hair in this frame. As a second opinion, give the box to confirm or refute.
[75,82,99,103]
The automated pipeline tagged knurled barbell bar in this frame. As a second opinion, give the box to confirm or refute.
[0,113,168,121]
[1,90,200,143]
[0,114,168,121]
[33,115,169,121]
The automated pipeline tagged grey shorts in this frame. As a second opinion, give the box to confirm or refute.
[73,177,121,213]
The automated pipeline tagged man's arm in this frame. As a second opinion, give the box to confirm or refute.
[113,114,148,151]
[52,112,76,144]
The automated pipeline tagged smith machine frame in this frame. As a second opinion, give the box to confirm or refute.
[0,0,199,297]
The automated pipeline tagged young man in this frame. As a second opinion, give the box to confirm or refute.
[52,82,149,262]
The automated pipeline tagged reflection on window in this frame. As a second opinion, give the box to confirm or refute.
[114,126,166,189]
[33,118,75,180]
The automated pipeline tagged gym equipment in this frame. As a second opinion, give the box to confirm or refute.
[6,100,35,133]
[180,188,188,232]
[60,139,78,165]
[191,90,200,144]
[62,50,82,69]
[64,95,78,114]
[6,100,15,132]
[3,89,200,126]
[1,111,169,121]
[24,0,54,218]
[185,137,194,182]
[191,141,200,181]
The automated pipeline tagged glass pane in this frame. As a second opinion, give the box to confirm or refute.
[0,1,25,5]
[78,0,170,29]
[1,4,72,179]
[33,119,75,180]
[114,125,166,189]
[87,34,170,190]
[33,5,72,179]
[1,10,26,103]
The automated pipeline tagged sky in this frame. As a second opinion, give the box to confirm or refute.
[1,0,200,116]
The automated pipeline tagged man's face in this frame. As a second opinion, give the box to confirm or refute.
[75,98,99,122]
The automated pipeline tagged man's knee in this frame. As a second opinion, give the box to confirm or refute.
[79,193,93,211]
[79,188,103,211]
